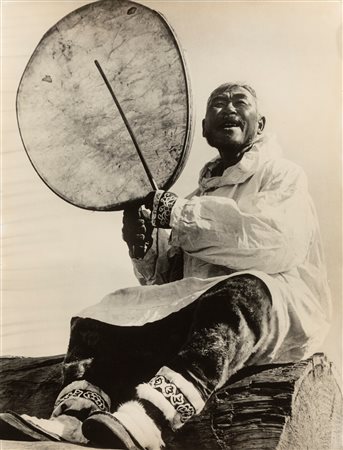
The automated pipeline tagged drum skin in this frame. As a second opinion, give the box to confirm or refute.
[17,0,193,210]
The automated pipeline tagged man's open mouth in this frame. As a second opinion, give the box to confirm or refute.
[220,118,243,129]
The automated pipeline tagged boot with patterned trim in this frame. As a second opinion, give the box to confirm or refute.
[0,380,111,443]
[82,366,205,450]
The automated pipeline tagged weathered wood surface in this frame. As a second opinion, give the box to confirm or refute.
[0,441,91,450]
[0,353,342,449]
[0,355,64,419]
[17,0,192,211]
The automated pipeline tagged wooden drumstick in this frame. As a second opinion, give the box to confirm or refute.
[95,60,158,258]
[94,60,159,191]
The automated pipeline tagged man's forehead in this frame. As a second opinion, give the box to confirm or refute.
[208,84,257,105]
[211,86,254,101]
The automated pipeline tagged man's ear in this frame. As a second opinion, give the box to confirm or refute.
[202,119,206,137]
[257,116,266,135]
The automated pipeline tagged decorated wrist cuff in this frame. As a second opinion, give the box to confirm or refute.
[151,190,178,228]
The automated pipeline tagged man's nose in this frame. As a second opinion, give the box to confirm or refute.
[223,101,236,113]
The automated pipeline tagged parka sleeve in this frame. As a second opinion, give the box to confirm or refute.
[131,228,183,285]
[169,161,315,274]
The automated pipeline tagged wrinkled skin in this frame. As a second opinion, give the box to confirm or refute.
[202,85,266,168]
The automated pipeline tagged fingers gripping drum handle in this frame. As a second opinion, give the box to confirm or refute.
[122,206,153,259]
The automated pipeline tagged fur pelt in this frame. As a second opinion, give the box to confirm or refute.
[113,401,164,450]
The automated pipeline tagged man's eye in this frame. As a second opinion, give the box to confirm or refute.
[211,100,226,107]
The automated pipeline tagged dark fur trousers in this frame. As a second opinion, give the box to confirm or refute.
[63,274,272,409]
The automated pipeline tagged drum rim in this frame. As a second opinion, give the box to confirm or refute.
[16,0,194,211]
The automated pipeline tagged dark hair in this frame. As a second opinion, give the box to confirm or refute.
[207,83,257,107]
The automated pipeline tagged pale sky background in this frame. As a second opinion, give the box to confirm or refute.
[1,1,342,375]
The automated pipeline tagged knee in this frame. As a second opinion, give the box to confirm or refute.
[196,275,273,340]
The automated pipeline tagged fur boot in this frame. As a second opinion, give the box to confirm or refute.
[0,379,111,443]
[82,366,205,449]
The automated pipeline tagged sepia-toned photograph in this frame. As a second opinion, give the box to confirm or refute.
[1,0,342,449]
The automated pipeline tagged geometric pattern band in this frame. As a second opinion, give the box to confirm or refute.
[149,375,196,423]
[151,191,177,228]
[54,389,109,412]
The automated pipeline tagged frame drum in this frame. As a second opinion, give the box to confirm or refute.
[17,0,193,210]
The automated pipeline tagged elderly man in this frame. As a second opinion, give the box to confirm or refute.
[0,83,331,449]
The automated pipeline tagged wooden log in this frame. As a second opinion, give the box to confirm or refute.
[0,441,89,450]
[0,353,342,449]
[0,355,64,419]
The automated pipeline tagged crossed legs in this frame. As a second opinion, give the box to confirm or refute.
[0,275,275,449]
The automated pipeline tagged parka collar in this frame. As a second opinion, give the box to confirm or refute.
[198,133,282,192]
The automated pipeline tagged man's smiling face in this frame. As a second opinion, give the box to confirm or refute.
[202,85,265,161]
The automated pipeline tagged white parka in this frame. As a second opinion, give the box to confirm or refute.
[79,135,331,363]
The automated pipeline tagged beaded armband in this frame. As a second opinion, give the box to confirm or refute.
[151,190,178,228]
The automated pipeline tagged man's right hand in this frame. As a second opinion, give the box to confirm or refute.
[122,206,153,259]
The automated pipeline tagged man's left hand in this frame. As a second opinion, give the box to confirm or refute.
[145,190,178,228]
